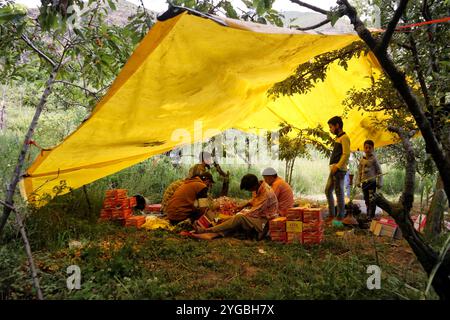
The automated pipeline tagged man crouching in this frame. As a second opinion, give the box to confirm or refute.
[194,174,278,240]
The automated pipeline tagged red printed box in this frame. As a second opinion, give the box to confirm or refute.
[145,204,162,212]
[197,215,212,229]
[302,208,323,223]
[270,231,287,242]
[269,217,287,231]
[286,207,303,220]
[379,217,397,227]
[302,221,324,232]
[124,216,146,228]
[112,208,132,219]
[286,232,303,243]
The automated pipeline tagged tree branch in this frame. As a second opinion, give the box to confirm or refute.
[139,0,153,29]
[53,80,99,98]
[20,34,56,68]
[0,199,15,211]
[339,0,450,209]
[407,34,431,109]
[378,0,409,53]
[337,0,378,49]
[296,19,331,31]
[14,210,44,299]
[0,45,67,234]
[290,0,330,15]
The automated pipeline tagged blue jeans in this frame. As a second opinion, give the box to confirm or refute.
[325,170,346,218]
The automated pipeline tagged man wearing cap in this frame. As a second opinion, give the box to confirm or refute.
[165,173,215,224]
[262,167,294,216]
[188,151,213,178]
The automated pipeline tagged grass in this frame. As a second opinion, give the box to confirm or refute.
[1,219,436,300]
[0,90,443,300]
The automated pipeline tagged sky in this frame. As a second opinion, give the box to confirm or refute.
[15,0,338,13]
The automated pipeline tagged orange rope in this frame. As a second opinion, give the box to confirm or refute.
[396,16,450,30]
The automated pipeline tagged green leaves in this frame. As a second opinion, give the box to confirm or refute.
[222,1,238,19]
[268,41,369,99]
[0,3,26,25]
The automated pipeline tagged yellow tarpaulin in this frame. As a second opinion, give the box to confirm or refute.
[20,10,396,206]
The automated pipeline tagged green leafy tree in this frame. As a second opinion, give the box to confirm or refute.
[273,122,333,185]
[274,0,450,300]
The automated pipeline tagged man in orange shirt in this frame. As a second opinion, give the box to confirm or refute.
[165,173,214,224]
[262,167,294,216]
[194,174,278,240]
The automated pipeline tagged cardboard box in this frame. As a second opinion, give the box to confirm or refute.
[380,224,402,239]
[129,196,137,208]
[286,207,303,220]
[303,208,323,223]
[372,220,402,239]
[286,221,303,233]
[379,217,397,227]
[145,204,162,212]
[302,221,324,232]
[286,232,302,243]
[270,231,287,242]
[197,215,213,228]
[269,217,287,231]
[124,216,146,228]
[369,219,378,232]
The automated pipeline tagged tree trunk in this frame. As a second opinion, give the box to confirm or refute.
[213,162,230,197]
[0,63,60,235]
[373,127,450,300]
[425,176,447,239]
[340,0,450,208]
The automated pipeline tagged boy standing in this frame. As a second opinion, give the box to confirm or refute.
[325,116,351,223]
[357,140,383,220]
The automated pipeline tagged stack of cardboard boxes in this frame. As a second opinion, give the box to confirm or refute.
[302,208,324,244]
[269,217,287,242]
[100,189,144,228]
[269,207,325,244]
[124,216,146,228]
[286,207,303,244]
[370,217,402,239]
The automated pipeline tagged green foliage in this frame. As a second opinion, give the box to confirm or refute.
[0,2,26,24]
[270,122,333,184]
[343,75,417,130]
[268,41,370,98]
[1,224,436,299]
[174,0,284,27]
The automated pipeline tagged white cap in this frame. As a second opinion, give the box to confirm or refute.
[262,167,277,176]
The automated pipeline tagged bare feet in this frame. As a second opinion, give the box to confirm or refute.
[191,233,221,240]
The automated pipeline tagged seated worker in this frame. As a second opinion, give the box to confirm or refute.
[161,179,185,213]
[194,174,278,240]
[262,167,294,216]
[165,173,214,224]
[188,151,213,178]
